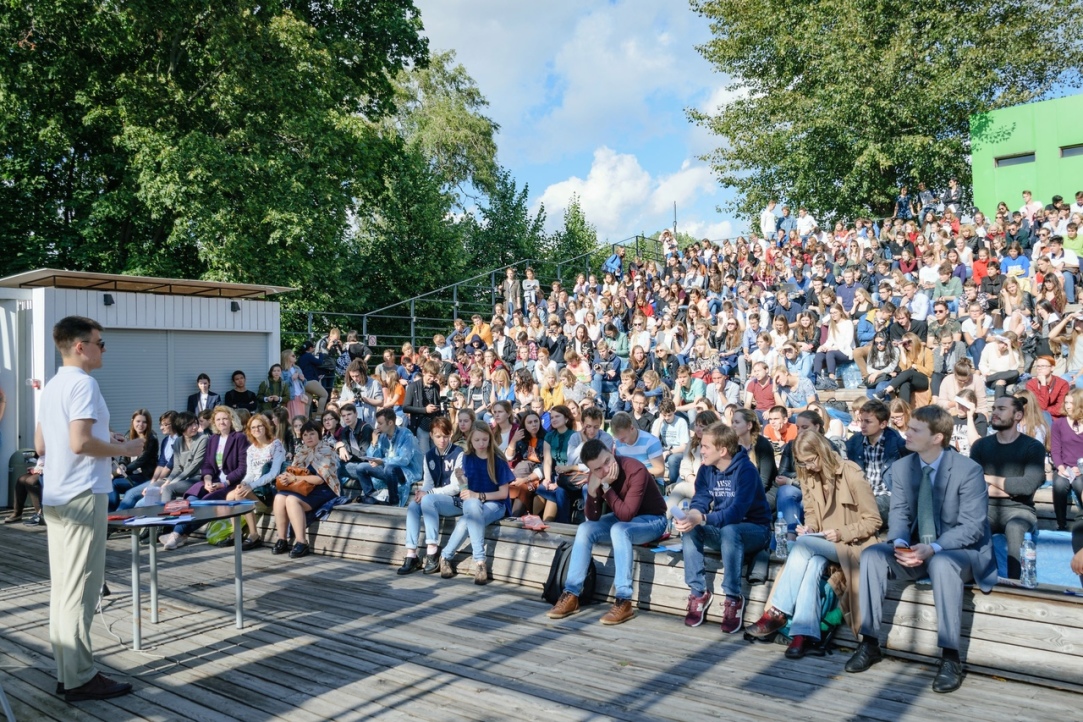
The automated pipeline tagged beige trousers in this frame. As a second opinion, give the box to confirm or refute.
[44,490,107,688]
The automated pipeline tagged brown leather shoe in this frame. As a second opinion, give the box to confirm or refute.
[745,606,788,639]
[600,598,636,625]
[64,672,133,702]
[473,560,489,585]
[439,556,455,579]
[546,591,581,619]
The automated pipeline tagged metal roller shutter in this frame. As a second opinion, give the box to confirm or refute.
[169,331,271,413]
[90,329,171,431]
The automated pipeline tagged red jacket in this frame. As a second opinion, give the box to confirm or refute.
[1027,376,1070,417]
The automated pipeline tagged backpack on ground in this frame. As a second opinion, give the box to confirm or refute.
[542,541,596,605]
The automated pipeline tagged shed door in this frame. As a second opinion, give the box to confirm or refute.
[90,329,171,431]
[169,331,270,413]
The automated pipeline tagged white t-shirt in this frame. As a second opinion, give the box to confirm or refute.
[40,366,112,505]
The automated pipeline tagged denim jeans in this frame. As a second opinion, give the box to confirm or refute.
[108,477,135,511]
[441,498,505,562]
[769,534,840,639]
[535,484,571,523]
[404,493,463,549]
[776,484,804,532]
[563,513,668,600]
[682,521,771,597]
[118,481,151,510]
[1062,271,1077,304]
[665,454,682,486]
[348,463,405,506]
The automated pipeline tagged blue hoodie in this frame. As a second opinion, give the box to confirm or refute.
[690,448,772,529]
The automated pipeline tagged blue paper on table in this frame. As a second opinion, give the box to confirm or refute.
[188,500,249,506]
[124,514,193,526]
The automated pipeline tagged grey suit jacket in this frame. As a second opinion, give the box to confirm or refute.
[885,448,998,592]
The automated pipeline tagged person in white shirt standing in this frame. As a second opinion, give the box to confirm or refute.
[760,200,778,245]
[37,316,143,702]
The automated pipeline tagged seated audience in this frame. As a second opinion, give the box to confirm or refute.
[271,420,340,559]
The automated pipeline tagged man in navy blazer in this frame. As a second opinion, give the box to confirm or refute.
[845,404,996,694]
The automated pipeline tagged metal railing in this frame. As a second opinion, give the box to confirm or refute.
[283,235,668,352]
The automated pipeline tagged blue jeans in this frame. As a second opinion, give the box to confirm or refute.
[440,498,505,562]
[564,512,668,600]
[776,483,804,531]
[590,377,621,415]
[682,521,771,598]
[535,483,571,524]
[665,453,682,486]
[1063,271,1077,304]
[348,463,406,506]
[405,493,463,550]
[108,477,135,511]
[768,535,839,639]
[118,481,151,510]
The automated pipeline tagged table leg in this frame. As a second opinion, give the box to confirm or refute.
[149,526,159,624]
[131,530,142,652]
[234,516,244,629]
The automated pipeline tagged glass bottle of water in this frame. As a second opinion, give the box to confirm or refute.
[774,511,788,560]
[1020,532,1037,589]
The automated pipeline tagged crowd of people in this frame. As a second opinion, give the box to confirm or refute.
[16,187,1083,700]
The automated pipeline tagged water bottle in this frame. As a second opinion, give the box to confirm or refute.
[143,485,162,506]
[1076,458,1083,480]
[774,511,788,560]
[1020,533,1037,589]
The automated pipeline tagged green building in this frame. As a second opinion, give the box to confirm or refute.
[970,93,1083,215]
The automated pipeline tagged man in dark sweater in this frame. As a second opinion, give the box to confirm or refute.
[402,360,443,454]
[546,440,668,626]
[969,396,1046,579]
[677,423,772,634]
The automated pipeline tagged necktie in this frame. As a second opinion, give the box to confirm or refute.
[917,464,936,545]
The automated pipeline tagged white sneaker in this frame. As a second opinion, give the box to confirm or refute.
[162,532,187,551]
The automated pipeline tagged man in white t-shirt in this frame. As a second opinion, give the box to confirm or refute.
[37,316,143,702]
[760,200,778,242]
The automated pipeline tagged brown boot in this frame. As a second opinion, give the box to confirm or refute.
[745,606,788,639]
[600,598,636,625]
[439,556,455,579]
[546,591,581,619]
[473,560,489,585]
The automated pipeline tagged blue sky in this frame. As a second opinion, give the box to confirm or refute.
[413,0,745,243]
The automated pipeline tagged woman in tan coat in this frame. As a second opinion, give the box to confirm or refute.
[745,431,881,658]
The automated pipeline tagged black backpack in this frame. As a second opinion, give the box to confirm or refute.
[542,541,596,605]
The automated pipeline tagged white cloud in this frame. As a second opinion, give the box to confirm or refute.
[536,147,730,241]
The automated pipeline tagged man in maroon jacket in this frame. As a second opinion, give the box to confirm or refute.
[545,439,669,625]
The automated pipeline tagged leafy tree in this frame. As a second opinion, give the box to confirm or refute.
[543,194,599,279]
[689,0,1083,223]
[385,49,500,204]
[0,0,428,300]
[462,167,547,271]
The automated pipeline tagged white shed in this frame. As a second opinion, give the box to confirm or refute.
[0,269,293,506]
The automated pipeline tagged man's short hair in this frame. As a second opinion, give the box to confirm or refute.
[581,406,604,423]
[768,405,788,418]
[913,405,953,448]
[198,409,214,421]
[610,412,634,432]
[580,438,610,464]
[659,399,676,415]
[860,399,890,423]
[197,372,211,383]
[701,422,740,457]
[431,416,453,436]
[339,402,357,414]
[375,408,397,425]
[232,369,245,380]
[421,360,440,375]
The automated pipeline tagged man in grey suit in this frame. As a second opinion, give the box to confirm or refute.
[844,404,997,693]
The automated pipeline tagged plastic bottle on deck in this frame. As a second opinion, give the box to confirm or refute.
[1020,532,1037,589]
[774,511,788,560]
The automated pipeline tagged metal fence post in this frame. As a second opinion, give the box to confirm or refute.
[453,284,459,321]
[556,263,562,283]
[306,312,313,339]
[362,315,368,342]
[635,235,640,260]
[410,299,417,349]
[491,270,497,318]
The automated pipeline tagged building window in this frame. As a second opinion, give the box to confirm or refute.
[1062,144,1083,159]
[995,153,1036,168]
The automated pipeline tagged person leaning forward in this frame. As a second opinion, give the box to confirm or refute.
[845,404,996,694]
[546,439,669,625]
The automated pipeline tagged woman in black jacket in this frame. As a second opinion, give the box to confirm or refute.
[109,409,159,510]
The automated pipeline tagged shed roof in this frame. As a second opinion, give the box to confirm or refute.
[0,269,294,299]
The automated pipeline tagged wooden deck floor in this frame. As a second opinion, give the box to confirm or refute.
[1,523,1078,722]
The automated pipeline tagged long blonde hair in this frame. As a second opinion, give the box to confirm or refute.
[733,408,762,465]
[465,421,507,485]
[793,431,843,489]
[1014,390,1050,450]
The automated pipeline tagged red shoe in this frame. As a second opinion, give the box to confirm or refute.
[745,607,788,639]
[684,590,713,627]
[785,635,813,659]
[720,595,745,634]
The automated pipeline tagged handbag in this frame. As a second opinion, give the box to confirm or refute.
[276,465,318,496]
